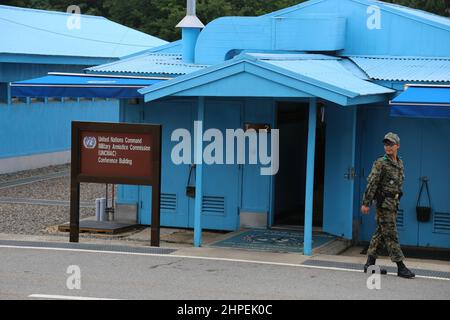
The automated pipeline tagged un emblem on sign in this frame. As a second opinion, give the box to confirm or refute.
[83,137,97,149]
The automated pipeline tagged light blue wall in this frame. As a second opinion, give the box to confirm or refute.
[0,61,120,160]
[0,62,93,82]
[240,99,274,215]
[0,62,95,103]
[119,97,275,230]
[0,100,119,159]
[322,103,357,239]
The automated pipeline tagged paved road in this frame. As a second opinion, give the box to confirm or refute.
[0,245,449,301]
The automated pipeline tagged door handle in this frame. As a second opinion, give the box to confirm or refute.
[344,167,356,180]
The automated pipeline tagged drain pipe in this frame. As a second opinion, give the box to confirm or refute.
[176,0,205,64]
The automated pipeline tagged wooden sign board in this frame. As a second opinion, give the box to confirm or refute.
[70,122,162,247]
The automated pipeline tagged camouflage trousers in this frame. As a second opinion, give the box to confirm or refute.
[367,208,405,263]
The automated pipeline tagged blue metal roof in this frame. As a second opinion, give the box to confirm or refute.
[348,56,450,82]
[10,73,164,99]
[242,53,393,96]
[87,53,209,76]
[120,40,183,60]
[390,85,450,118]
[244,53,340,61]
[148,40,183,54]
[392,85,450,106]
[140,53,394,105]
[0,5,168,59]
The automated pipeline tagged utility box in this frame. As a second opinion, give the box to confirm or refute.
[114,203,138,224]
[95,198,107,222]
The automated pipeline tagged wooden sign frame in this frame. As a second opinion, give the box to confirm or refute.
[70,121,162,247]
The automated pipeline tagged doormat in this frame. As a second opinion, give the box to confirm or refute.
[210,229,336,253]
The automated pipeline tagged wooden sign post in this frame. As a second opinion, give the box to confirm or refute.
[70,122,162,247]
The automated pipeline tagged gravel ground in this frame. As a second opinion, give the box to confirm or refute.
[0,204,95,235]
[0,165,117,235]
[0,178,114,203]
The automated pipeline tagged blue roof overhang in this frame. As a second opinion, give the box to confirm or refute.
[10,73,169,99]
[390,84,450,118]
[139,56,395,106]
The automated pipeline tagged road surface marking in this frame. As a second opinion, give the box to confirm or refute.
[1,244,448,282]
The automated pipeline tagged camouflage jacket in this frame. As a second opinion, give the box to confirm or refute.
[362,155,405,210]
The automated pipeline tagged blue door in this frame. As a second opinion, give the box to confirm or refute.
[417,119,450,248]
[139,186,152,225]
[140,100,194,227]
[323,104,356,239]
[189,100,242,231]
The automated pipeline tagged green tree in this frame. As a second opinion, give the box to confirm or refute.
[384,0,449,17]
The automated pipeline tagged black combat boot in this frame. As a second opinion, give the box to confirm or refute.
[364,255,387,275]
[397,261,415,279]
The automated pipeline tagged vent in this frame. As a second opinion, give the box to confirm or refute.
[161,193,177,212]
[202,196,225,216]
[397,209,404,229]
[434,212,450,234]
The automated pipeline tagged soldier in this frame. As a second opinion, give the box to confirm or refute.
[361,132,415,279]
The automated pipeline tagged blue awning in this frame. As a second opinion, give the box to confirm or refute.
[10,73,168,99]
[390,85,450,119]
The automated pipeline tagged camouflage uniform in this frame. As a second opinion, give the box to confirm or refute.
[362,154,405,263]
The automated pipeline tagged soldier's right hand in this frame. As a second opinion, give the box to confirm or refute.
[361,205,370,215]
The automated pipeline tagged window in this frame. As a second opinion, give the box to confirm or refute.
[0,82,10,104]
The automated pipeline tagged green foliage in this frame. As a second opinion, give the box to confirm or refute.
[1,0,448,41]
[383,0,449,17]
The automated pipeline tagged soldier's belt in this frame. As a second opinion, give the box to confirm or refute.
[383,192,400,200]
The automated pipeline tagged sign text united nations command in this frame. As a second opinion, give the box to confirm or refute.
[81,131,153,179]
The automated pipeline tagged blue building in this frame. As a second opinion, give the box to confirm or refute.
[11,0,450,253]
[0,5,167,173]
